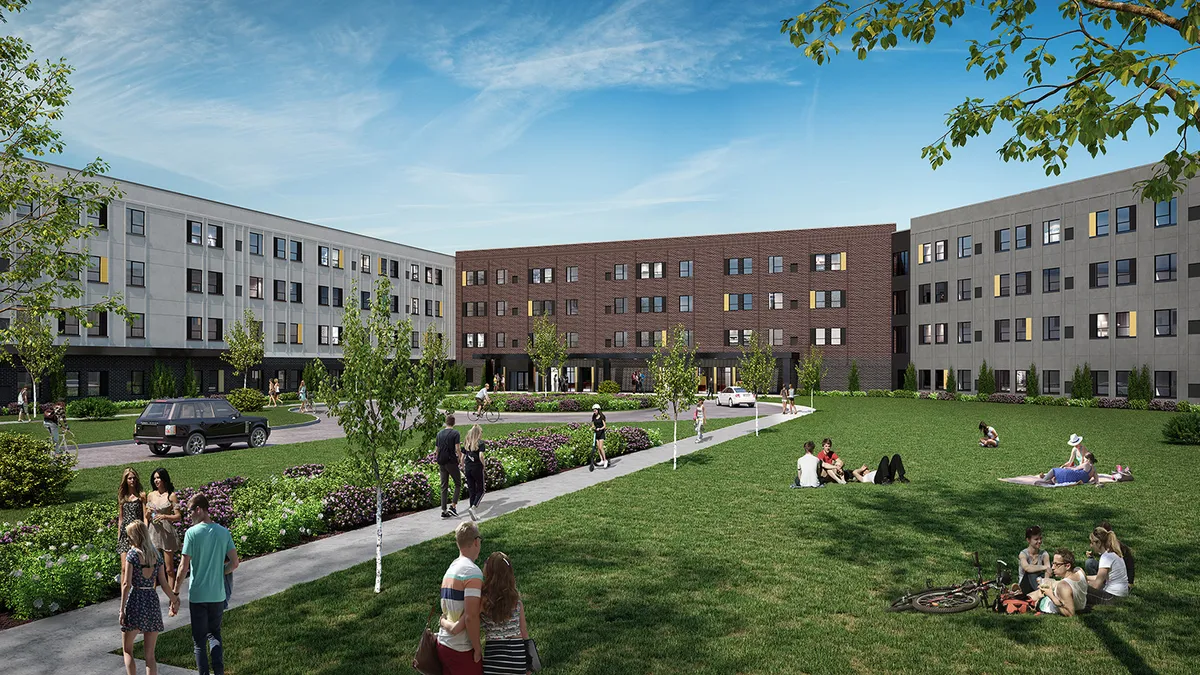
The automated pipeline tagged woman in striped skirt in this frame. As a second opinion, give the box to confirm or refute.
[442,551,531,674]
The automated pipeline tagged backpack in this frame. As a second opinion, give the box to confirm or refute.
[996,588,1033,614]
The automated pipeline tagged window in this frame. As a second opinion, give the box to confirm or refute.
[187,268,203,293]
[918,284,931,305]
[565,266,579,283]
[636,262,664,279]
[680,295,693,312]
[958,370,972,392]
[333,287,343,308]
[1093,371,1109,397]
[361,290,371,308]
[249,277,263,299]
[893,290,908,315]
[1043,316,1061,341]
[188,316,203,340]
[289,241,302,262]
[208,318,223,341]
[1016,317,1030,342]
[726,293,752,311]
[934,282,947,303]
[726,257,753,275]
[390,295,400,314]
[128,313,144,338]
[1042,219,1061,245]
[679,260,693,277]
[86,310,108,337]
[1116,311,1133,338]
[274,237,286,259]
[319,246,330,266]
[290,282,302,303]
[128,370,145,396]
[1155,309,1177,337]
[207,224,223,248]
[1116,205,1135,233]
[935,323,947,344]
[87,255,105,283]
[1044,370,1061,395]
[762,292,781,310]
[611,297,626,314]
[1015,271,1031,296]
[995,319,1010,342]
[640,331,654,347]
[614,331,627,347]
[127,261,145,287]
[565,299,579,315]
[996,273,1010,297]
[934,240,947,261]
[1015,224,1030,249]
[275,322,286,344]
[958,236,972,258]
[1090,262,1109,288]
[769,256,783,273]
[495,268,507,285]
[318,325,330,346]
[1116,371,1129,397]
[565,332,579,348]
[1155,371,1177,398]
[1155,253,1177,282]
[1091,313,1110,339]
[249,232,263,255]
[1155,198,1177,227]
[435,269,443,285]
[613,264,628,280]
[289,323,302,344]
[958,321,972,343]
[318,286,330,305]
[957,279,971,301]
[274,280,287,301]
[892,251,909,275]
[918,324,932,345]
[410,331,420,349]
[187,220,203,245]
[531,300,554,316]
[530,267,553,284]
[463,270,485,286]
[127,208,143,235]
[1092,210,1109,237]
[332,326,342,345]
[995,370,1011,393]
[995,228,1011,252]
[1042,268,1060,293]
[1116,258,1136,286]
[58,314,79,335]
[333,249,343,269]
[208,271,223,295]
[892,326,908,353]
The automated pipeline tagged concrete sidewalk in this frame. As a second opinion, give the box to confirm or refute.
[0,407,810,674]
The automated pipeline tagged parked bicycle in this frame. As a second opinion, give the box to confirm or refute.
[889,552,1011,614]
[468,404,500,424]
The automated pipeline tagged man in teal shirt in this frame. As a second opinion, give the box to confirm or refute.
[174,494,239,675]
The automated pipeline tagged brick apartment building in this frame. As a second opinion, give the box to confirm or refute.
[455,224,896,393]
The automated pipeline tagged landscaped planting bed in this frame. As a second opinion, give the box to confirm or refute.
[443,392,656,412]
[0,423,662,622]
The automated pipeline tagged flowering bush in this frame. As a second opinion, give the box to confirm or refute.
[483,457,507,491]
[176,477,245,530]
[322,485,378,530]
[232,495,327,557]
[616,426,653,452]
[501,395,537,412]
[386,473,435,512]
[936,392,956,401]
[558,397,582,412]
[1149,399,1181,412]
[283,464,326,479]
[1097,397,1130,409]
[986,393,1026,405]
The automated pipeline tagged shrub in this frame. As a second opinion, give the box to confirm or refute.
[444,363,468,392]
[534,401,559,412]
[936,391,956,401]
[1097,397,1130,409]
[598,380,621,394]
[283,464,325,479]
[322,485,378,530]
[847,360,860,392]
[987,393,1026,405]
[115,399,151,410]
[231,495,326,557]
[0,432,76,509]
[150,360,176,399]
[558,397,582,412]
[181,360,200,398]
[280,392,299,402]
[503,395,537,412]
[227,387,268,413]
[483,456,507,490]
[1026,364,1039,401]
[891,389,919,399]
[176,476,245,530]
[903,363,917,391]
[1163,412,1200,444]
[866,389,889,398]
[977,360,995,396]
[386,473,435,512]
[945,368,957,395]
[1149,399,1180,412]
[1178,401,1192,413]
[65,397,118,419]
[1129,399,1149,411]
[850,390,867,397]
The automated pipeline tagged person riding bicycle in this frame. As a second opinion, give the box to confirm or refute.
[474,383,491,416]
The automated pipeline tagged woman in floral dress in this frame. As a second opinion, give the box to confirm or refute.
[120,521,179,675]
[145,467,181,591]
[116,468,146,556]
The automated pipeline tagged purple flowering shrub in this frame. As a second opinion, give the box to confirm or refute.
[616,426,652,452]
[501,395,538,412]
[176,476,245,530]
[558,397,582,412]
[0,522,40,545]
[1097,397,1130,409]
[322,485,377,530]
[283,464,326,479]
[386,472,435,512]
[986,393,1026,405]
[1149,399,1181,412]
[483,457,507,491]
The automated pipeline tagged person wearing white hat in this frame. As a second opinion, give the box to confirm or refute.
[1062,434,1088,468]
[591,403,609,468]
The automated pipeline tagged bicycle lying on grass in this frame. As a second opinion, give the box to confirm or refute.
[889,552,1011,614]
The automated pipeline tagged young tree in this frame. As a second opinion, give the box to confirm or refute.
[1081,362,1093,399]
[302,359,328,403]
[322,278,439,593]
[737,330,777,436]
[847,359,860,392]
[795,346,828,409]
[8,312,65,413]
[903,362,917,392]
[150,360,176,399]
[416,323,452,449]
[946,367,957,395]
[648,324,699,470]
[782,0,1200,203]
[181,360,200,398]
[525,315,567,393]
[977,360,995,396]
[1027,363,1040,398]
[221,309,264,388]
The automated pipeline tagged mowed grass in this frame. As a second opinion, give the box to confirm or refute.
[146,398,1199,675]
[0,406,314,446]
[1,417,747,524]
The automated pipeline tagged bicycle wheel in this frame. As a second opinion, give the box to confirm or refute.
[485,409,500,423]
[911,589,981,614]
[467,410,480,422]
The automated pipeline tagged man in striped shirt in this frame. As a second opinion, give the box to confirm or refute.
[438,522,484,672]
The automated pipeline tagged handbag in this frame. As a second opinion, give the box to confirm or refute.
[412,606,443,675]
[526,637,543,672]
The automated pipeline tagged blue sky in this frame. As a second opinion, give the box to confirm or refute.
[9,0,1178,254]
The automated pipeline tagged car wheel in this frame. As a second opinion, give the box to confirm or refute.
[149,443,169,456]
[249,426,268,448]
[184,432,207,456]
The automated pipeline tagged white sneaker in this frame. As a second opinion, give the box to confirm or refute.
[468,507,477,521]
[602,460,609,468]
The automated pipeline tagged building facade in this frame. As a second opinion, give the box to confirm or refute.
[0,165,454,402]
[907,164,1200,400]
[455,225,896,392]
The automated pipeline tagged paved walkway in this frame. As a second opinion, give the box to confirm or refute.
[0,407,810,674]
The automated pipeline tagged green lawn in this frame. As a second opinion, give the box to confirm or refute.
[1,417,747,525]
[0,407,314,447]
[146,398,1198,674]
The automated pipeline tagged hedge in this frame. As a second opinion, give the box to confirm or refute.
[443,392,656,413]
[816,390,1189,412]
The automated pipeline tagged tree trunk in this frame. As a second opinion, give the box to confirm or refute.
[31,376,39,418]
[373,460,383,594]
[244,372,248,388]
[672,416,678,470]
[754,398,759,436]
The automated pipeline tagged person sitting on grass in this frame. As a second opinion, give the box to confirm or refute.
[1085,526,1130,605]
[1083,520,1135,586]
[1018,525,1051,595]
[817,438,846,484]
[851,454,908,484]
[1026,548,1087,617]
[979,421,999,448]
[1040,452,1098,485]
[1063,434,1087,468]
[793,441,822,488]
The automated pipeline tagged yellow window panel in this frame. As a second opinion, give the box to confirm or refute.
[437,301,443,317]
[809,290,816,309]
[528,300,533,316]
[993,275,1001,297]
[1088,212,1097,238]
[661,330,667,345]
[297,324,303,344]
[1129,311,1137,337]
[334,249,343,268]
[379,258,385,275]
[99,257,109,283]
[723,294,729,311]
[462,271,467,287]
[840,252,847,271]
[1024,318,1031,338]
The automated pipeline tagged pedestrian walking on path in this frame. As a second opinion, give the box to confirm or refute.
[463,424,488,521]
[591,404,609,468]
[119,521,179,675]
[174,493,240,675]
[16,386,29,422]
[437,415,464,518]
[693,399,706,442]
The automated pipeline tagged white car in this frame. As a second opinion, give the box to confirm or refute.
[717,386,756,407]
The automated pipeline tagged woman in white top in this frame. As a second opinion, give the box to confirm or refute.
[1027,549,1088,616]
[1086,526,1130,604]
[16,386,29,422]
[1062,434,1087,468]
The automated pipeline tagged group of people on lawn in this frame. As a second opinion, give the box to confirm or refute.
[1016,522,1133,616]
[794,438,909,487]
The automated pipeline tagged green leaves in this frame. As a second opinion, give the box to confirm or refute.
[526,315,567,392]
[221,309,265,386]
[737,330,776,397]
[648,323,699,421]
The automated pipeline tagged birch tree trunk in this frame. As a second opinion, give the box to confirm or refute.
[373,461,383,594]
[31,377,38,420]
[672,416,678,470]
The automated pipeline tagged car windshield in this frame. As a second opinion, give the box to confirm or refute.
[142,402,174,419]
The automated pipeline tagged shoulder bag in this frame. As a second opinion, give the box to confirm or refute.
[526,637,543,672]
[412,606,443,675]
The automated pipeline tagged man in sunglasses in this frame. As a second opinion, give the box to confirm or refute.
[174,494,240,675]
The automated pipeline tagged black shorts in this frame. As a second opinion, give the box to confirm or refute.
[593,429,606,441]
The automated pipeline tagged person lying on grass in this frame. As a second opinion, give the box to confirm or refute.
[817,438,846,484]
[1039,452,1098,485]
[1025,549,1088,617]
[978,421,999,448]
[850,454,908,484]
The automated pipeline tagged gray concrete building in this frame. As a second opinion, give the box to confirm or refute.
[1,164,454,401]
[907,163,1200,400]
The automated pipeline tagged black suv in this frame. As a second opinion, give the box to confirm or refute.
[134,398,270,456]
